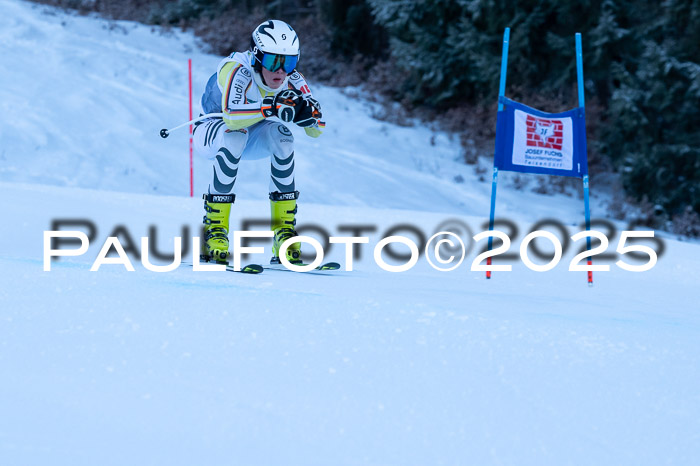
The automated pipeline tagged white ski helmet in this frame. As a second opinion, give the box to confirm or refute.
[250,19,300,75]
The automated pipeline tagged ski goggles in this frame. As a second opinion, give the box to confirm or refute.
[260,53,298,74]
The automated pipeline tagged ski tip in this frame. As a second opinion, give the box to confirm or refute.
[226,264,264,274]
[242,264,264,274]
[317,262,341,271]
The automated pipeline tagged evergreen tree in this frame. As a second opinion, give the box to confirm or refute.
[368,0,699,221]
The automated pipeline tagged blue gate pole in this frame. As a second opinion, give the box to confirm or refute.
[486,27,510,279]
[576,32,593,286]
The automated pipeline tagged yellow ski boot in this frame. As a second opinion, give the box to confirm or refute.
[201,193,235,264]
[270,191,302,264]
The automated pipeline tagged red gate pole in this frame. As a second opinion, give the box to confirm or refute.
[188,58,194,197]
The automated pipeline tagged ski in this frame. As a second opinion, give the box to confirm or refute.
[181,260,342,274]
[264,261,341,273]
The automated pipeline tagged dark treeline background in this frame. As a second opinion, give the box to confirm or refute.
[34,0,700,234]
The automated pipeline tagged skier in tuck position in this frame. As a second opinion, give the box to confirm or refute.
[194,19,324,265]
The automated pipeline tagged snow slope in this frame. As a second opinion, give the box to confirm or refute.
[1,1,699,465]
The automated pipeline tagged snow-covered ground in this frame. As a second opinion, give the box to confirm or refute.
[1,1,699,465]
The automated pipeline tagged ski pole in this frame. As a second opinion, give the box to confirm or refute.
[159,113,224,138]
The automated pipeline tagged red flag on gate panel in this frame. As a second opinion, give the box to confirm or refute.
[493,97,589,178]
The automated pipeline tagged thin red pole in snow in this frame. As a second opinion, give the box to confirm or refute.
[188,58,194,198]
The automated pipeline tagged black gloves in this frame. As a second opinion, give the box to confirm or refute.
[262,89,322,128]
[262,89,303,122]
[293,97,322,128]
